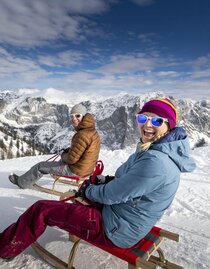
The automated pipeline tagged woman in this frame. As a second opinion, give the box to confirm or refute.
[0,98,195,260]
[9,103,100,189]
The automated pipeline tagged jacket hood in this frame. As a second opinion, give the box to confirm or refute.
[76,113,95,130]
[151,127,196,172]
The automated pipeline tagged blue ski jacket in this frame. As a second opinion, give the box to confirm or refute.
[85,127,196,248]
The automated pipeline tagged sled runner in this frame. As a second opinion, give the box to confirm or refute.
[33,158,104,196]
[32,192,184,269]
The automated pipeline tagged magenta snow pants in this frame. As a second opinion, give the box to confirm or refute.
[0,200,116,258]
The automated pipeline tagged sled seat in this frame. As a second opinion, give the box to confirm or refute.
[51,159,104,188]
[51,174,89,187]
[32,226,184,269]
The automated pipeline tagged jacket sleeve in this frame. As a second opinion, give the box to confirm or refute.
[61,132,91,165]
[85,155,166,205]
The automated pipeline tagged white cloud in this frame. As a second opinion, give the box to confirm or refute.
[0,47,48,88]
[38,50,84,67]
[163,79,210,100]
[17,88,41,95]
[0,47,209,100]
[189,54,210,66]
[190,68,210,79]
[156,71,179,78]
[96,54,157,73]
[0,0,110,46]
[0,49,42,76]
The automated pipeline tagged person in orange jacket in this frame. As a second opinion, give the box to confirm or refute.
[9,104,100,189]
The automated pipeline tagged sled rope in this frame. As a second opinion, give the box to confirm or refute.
[46,153,60,162]
[61,160,104,203]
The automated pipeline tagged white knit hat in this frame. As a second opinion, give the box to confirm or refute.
[70,104,87,115]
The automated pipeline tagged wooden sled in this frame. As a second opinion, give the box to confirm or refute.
[32,161,183,269]
[32,189,184,269]
[33,159,104,196]
[32,225,183,269]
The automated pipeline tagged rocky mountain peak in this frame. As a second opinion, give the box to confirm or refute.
[0,91,209,159]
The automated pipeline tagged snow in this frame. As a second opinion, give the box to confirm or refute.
[0,146,210,269]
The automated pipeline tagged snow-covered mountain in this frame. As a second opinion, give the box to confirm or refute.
[0,90,209,159]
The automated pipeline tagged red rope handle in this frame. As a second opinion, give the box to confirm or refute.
[90,160,104,184]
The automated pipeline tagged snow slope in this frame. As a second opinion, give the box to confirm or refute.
[0,147,209,269]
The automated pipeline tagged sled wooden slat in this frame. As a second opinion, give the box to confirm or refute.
[32,176,84,197]
[32,227,184,269]
[33,183,64,196]
[159,229,179,242]
[33,185,90,205]
[32,175,86,197]
[54,178,84,186]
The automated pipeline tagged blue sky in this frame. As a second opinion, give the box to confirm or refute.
[0,0,209,100]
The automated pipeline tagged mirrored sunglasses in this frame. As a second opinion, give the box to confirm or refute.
[70,113,82,119]
[136,114,168,127]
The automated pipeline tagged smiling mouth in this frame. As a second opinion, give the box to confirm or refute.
[143,131,155,139]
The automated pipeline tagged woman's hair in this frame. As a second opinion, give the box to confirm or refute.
[140,131,169,151]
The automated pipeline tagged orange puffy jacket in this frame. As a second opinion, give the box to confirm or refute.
[61,113,100,177]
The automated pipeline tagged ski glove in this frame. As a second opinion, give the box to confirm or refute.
[94,175,115,185]
[75,180,91,199]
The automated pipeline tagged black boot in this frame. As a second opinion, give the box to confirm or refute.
[9,173,20,187]
[0,256,14,262]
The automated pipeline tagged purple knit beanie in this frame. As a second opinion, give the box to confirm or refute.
[138,98,178,129]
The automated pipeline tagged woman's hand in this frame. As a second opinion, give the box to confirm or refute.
[75,180,91,199]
